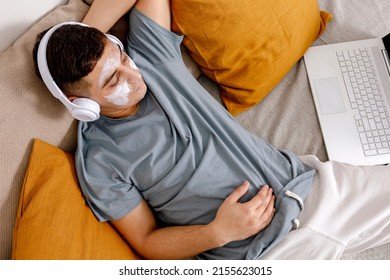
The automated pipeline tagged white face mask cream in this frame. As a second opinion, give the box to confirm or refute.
[100,49,141,106]
[104,82,132,106]
[98,52,121,89]
[129,59,138,70]
[104,79,141,106]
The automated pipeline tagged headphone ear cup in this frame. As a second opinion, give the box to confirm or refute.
[71,98,100,122]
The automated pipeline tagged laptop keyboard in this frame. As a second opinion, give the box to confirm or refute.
[337,48,390,157]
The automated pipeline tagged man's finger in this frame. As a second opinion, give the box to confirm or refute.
[226,181,249,203]
[257,194,275,217]
[246,185,272,208]
[260,207,275,228]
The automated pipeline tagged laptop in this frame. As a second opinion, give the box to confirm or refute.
[303,33,390,166]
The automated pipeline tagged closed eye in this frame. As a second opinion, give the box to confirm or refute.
[101,44,123,89]
[109,72,120,87]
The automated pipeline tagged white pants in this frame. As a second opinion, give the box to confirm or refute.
[260,155,390,259]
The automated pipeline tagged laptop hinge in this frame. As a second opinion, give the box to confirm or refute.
[382,49,390,77]
[382,34,390,76]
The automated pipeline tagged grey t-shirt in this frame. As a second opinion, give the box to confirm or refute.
[76,8,316,260]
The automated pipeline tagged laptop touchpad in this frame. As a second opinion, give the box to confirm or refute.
[313,77,346,115]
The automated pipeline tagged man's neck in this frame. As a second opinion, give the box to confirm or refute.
[102,103,140,119]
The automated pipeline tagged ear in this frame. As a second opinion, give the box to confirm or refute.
[68,96,78,102]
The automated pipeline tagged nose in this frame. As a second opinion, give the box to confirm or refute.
[118,63,142,92]
[122,62,142,80]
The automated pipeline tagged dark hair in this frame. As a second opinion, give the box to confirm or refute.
[32,24,107,96]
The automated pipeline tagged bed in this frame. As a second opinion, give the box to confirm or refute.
[1,0,389,260]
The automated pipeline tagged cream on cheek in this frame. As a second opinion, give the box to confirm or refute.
[104,82,133,106]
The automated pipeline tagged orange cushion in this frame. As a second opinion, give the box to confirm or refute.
[12,139,139,260]
[172,0,332,115]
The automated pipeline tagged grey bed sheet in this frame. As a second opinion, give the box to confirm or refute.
[194,0,390,259]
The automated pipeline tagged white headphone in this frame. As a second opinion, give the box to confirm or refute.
[37,22,124,122]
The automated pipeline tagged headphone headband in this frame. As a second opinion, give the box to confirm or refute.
[36,22,122,122]
[37,22,88,99]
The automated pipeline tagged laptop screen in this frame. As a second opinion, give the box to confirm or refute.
[382,33,390,50]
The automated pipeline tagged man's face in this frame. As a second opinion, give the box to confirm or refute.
[83,39,147,118]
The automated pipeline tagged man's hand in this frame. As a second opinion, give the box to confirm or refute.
[210,181,275,246]
[112,181,275,259]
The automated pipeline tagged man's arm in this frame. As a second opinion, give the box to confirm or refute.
[135,0,171,31]
[82,0,138,33]
[112,182,275,260]
[82,0,171,33]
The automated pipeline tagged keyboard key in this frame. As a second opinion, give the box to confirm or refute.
[364,150,378,156]
[362,118,370,130]
[378,148,390,155]
[383,119,389,129]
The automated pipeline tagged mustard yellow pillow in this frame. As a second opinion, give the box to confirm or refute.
[171,0,332,115]
[12,139,139,260]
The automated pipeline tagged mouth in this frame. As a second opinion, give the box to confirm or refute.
[130,79,142,93]
[131,78,147,94]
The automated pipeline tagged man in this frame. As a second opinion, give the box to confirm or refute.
[33,0,390,260]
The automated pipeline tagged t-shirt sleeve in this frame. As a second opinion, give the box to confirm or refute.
[126,8,183,65]
[75,128,143,222]
[80,159,143,222]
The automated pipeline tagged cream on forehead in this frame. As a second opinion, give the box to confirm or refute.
[98,51,121,89]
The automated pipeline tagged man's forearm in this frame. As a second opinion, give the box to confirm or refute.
[133,183,275,260]
[82,0,138,32]
[113,182,274,259]
[140,223,224,260]
[111,200,226,260]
